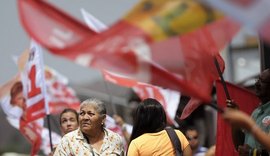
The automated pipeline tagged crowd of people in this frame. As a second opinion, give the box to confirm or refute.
[50,67,270,155]
[2,69,270,156]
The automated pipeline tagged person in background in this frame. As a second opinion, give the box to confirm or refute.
[59,108,79,135]
[113,114,132,143]
[226,68,270,156]
[54,98,124,156]
[10,82,26,111]
[127,98,192,156]
[1,80,27,120]
[49,108,80,156]
[184,126,208,156]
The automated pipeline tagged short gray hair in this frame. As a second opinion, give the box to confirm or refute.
[80,98,106,115]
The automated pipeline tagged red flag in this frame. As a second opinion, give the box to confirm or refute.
[178,34,226,119]
[81,9,238,120]
[133,84,180,125]
[19,40,47,155]
[21,41,47,123]
[20,120,43,155]
[215,80,260,156]
[44,66,80,114]
[0,41,80,155]
[17,45,80,114]
[103,71,180,125]
[18,0,239,102]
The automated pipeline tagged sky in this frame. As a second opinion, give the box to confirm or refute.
[0,0,137,85]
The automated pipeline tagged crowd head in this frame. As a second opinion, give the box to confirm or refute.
[130,98,167,141]
[79,98,107,135]
[60,108,79,135]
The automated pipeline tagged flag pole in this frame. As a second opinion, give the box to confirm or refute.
[203,56,233,113]
[102,76,117,115]
[46,115,53,151]
[37,42,53,152]
[214,56,231,100]
[43,70,53,152]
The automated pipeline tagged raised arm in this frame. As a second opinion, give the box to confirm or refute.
[0,74,20,98]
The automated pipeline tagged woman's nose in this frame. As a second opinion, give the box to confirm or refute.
[82,114,90,120]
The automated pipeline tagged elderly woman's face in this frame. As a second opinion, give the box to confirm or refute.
[79,104,104,133]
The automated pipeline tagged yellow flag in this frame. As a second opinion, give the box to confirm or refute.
[124,0,223,41]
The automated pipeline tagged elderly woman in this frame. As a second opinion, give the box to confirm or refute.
[54,98,124,156]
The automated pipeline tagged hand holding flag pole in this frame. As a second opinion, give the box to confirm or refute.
[205,56,229,113]
[213,56,240,112]
[214,56,238,109]
[214,57,231,100]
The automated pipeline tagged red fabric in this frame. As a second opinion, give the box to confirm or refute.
[18,0,239,102]
[215,80,260,156]
[20,41,47,155]
[18,0,97,52]
[178,17,240,119]
[44,68,80,114]
[19,120,42,156]
[103,71,179,124]
[132,83,175,124]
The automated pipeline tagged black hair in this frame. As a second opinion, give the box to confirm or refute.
[184,126,198,134]
[129,98,167,142]
[59,108,79,125]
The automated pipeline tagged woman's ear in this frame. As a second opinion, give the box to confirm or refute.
[101,114,106,125]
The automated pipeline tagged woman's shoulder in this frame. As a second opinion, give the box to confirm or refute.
[174,129,184,134]
[62,128,81,140]
[174,129,187,138]
[104,128,124,147]
[105,128,122,139]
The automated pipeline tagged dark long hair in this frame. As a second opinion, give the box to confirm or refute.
[129,98,167,142]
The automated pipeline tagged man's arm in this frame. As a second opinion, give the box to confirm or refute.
[223,108,270,153]
[226,100,245,149]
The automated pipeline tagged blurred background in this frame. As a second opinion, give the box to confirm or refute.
[0,0,263,155]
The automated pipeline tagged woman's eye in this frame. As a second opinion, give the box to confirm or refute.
[70,118,75,122]
[79,112,85,116]
[88,113,95,116]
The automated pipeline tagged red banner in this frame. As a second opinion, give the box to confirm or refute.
[44,67,80,114]
[19,119,43,156]
[21,41,47,123]
[103,71,180,124]
[215,80,260,156]
[18,0,239,103]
